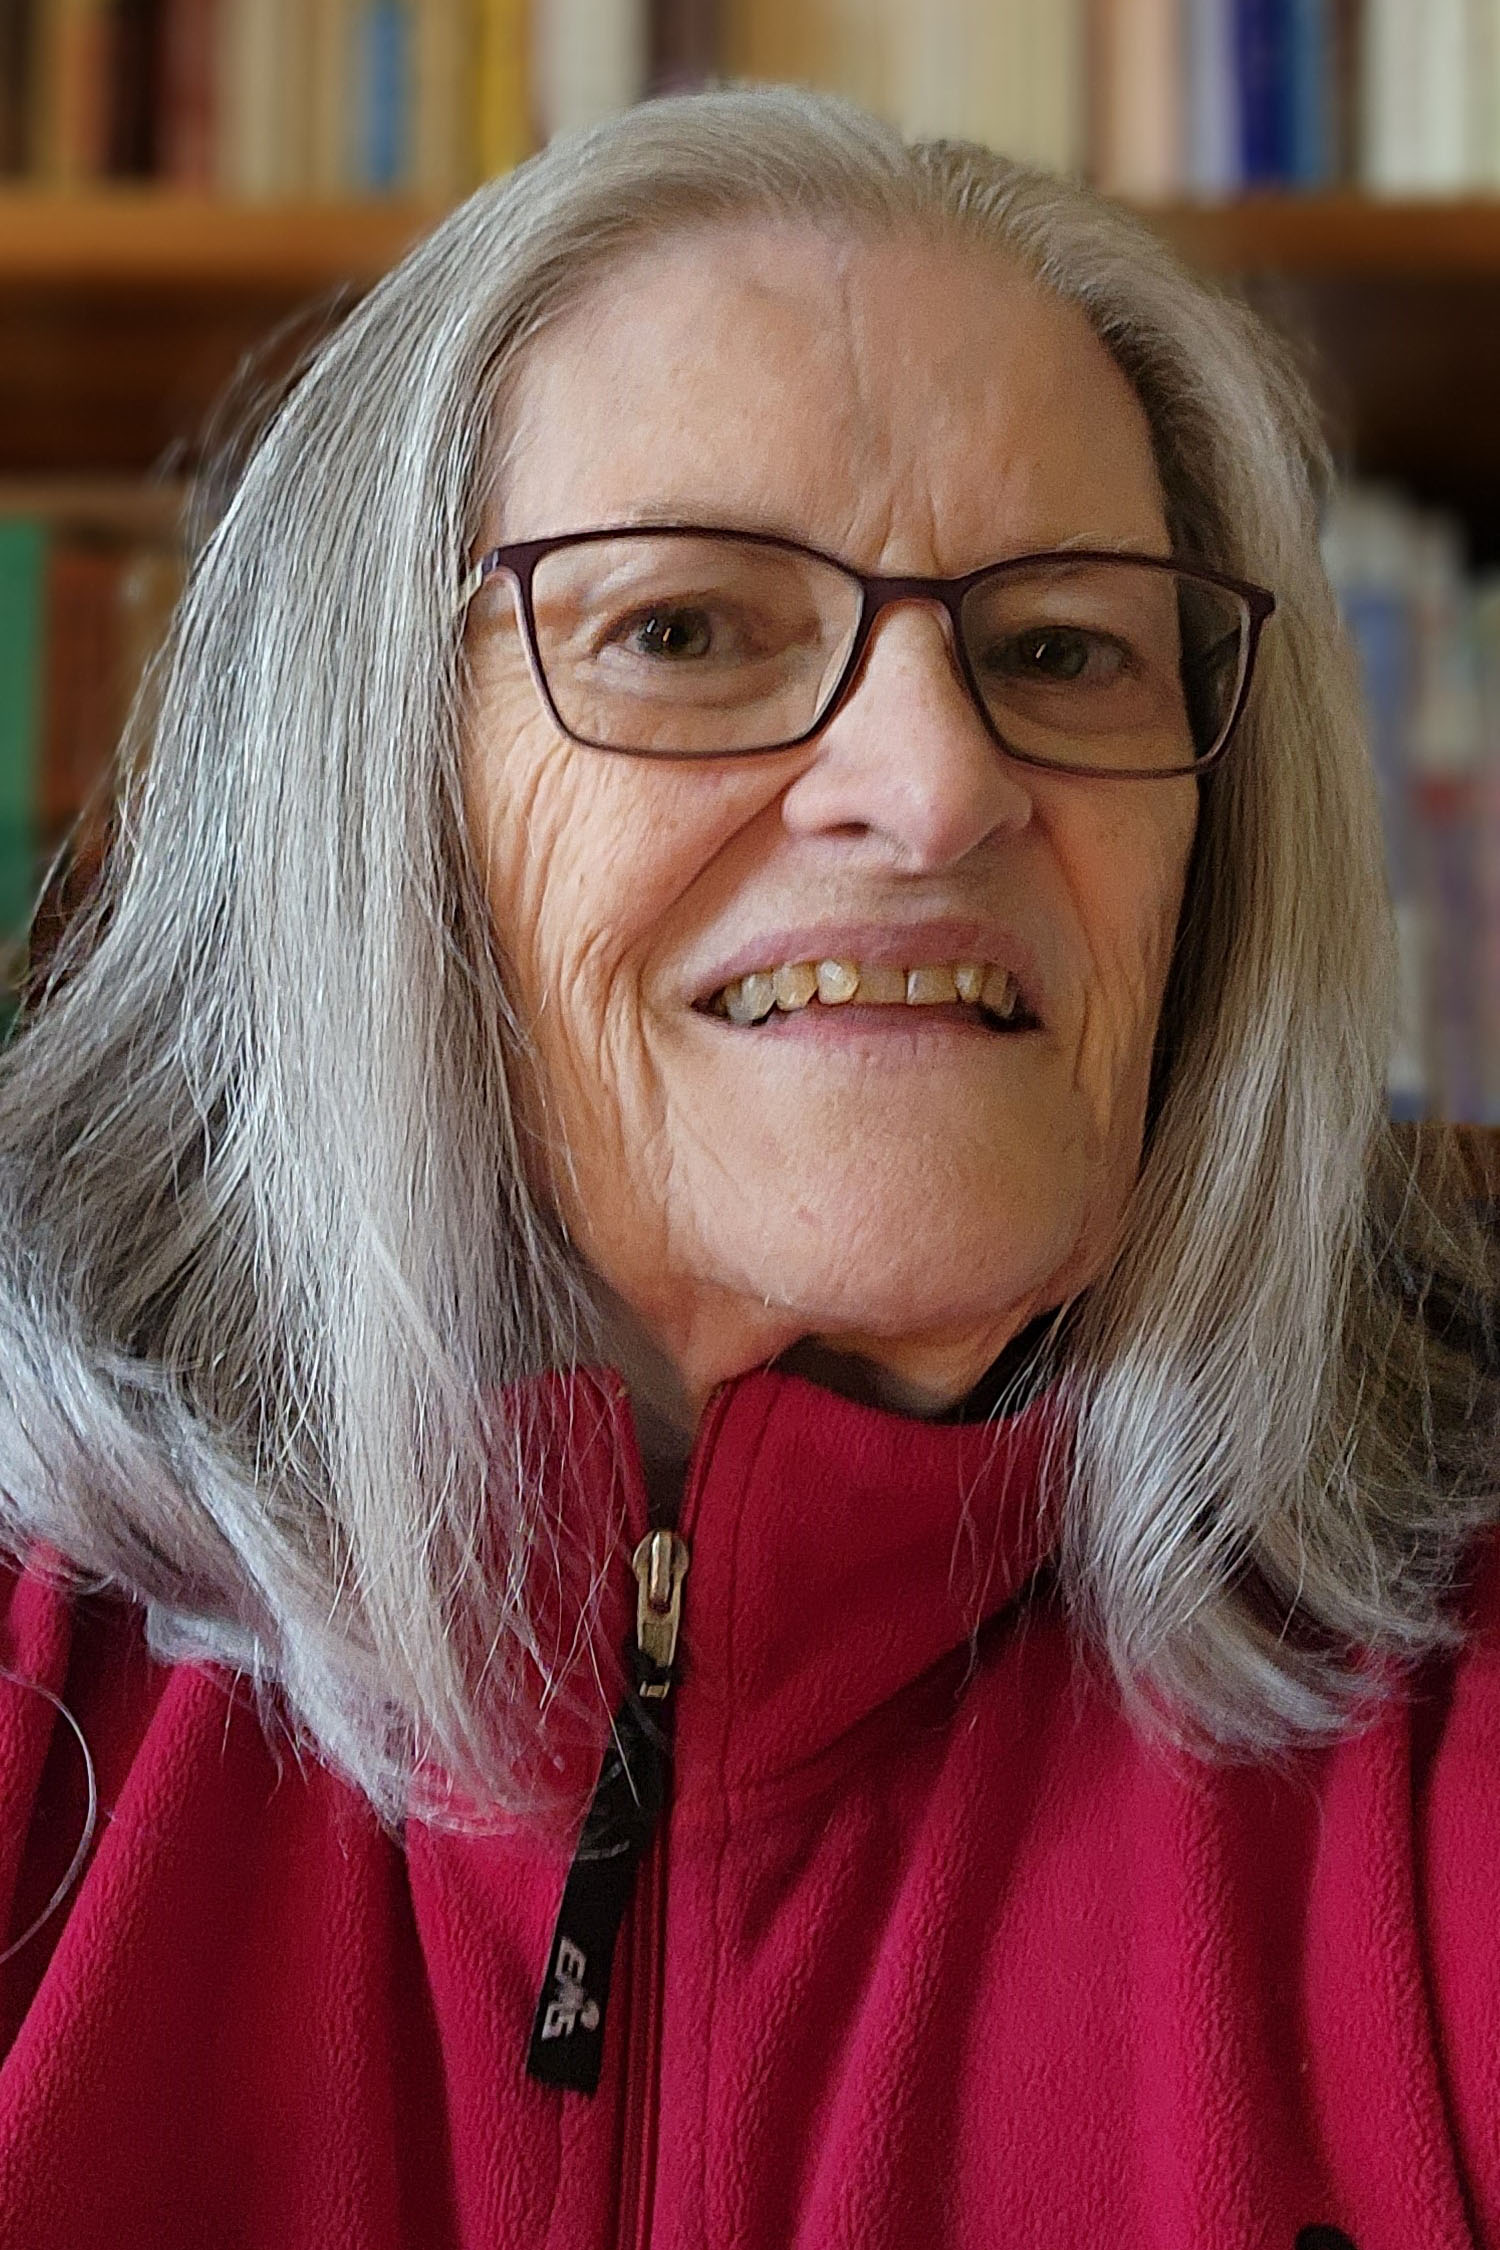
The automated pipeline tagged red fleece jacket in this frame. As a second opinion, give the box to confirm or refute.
[0,1365,1496,2249]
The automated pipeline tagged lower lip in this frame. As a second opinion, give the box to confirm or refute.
[695,1001,1038,1045]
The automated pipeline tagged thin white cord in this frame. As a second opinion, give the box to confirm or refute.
[0,1667,98,1969]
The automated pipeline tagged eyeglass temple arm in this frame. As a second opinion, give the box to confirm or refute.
[455,554,495,615]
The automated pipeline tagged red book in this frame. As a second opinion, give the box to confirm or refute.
[157,0,216,184]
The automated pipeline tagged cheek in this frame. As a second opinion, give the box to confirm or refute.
[460,680,770,1063]
[1064,786,1196,1116]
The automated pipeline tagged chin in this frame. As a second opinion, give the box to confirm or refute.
[715,1202,1090,1346]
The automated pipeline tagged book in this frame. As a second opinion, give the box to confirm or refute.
[350,0,410,193]
[306,0,353,196]
[532,0,647,142]
[31,0,112,182]
[474,0,530,178]
[411,0,473,202]
[1236,0,1294,183]
[0,521,47,987]
[648,0,718,94]
[1184,0,1242,197]
[0,0,37,172]
[157,0,218,186]
[107,0,162,175]
[1286,0,1332,186]
[1089,0,1181,200]
[215,0,290,198]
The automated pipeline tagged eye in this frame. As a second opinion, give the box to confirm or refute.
[990,627,1124,683]
[622,606,716,660]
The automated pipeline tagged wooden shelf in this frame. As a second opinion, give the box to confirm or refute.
[0,190,446,289]
[6,188,1500,542]
[9,188,1500,291]
[1143,193,1500,279]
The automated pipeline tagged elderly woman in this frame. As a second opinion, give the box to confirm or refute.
[0,84,1494,2250]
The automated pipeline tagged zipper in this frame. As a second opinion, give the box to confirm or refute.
[614,1382,733,2248]
[528,1380,732,2229]
[524,1524,689,2097]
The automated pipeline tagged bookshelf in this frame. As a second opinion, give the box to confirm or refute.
[3,178,1499,1122]
[6,189,1500,511]
[0,188,439,284]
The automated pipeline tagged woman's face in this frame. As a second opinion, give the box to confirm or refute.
[463,223,1198,1417]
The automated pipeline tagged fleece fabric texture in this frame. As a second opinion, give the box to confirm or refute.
[0,1363,1496,2250]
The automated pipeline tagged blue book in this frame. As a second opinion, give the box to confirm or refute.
[1234,0,1294,183]
[357,1,410,192]
[1286,0,1332,187]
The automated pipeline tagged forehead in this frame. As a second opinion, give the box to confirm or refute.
[497,222,1170,572]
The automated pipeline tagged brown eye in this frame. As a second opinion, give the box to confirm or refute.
[992,628,1118,683]
[627,608,714,660]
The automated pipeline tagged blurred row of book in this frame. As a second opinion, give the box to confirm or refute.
[5,0,1500,208]
[1324,485,1500,1124]
[0,474,1495,1120]
[0,488,181,1005]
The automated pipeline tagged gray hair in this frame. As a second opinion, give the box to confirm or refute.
[0,85,1493,1825]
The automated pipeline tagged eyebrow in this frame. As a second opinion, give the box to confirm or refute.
[604,508,1165,565]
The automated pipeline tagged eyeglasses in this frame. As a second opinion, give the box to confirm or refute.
[457,525,1275,778]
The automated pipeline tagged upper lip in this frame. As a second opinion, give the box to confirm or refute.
[685,917,1047,1021]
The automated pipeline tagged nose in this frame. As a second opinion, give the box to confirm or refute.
[777,601,1036,870]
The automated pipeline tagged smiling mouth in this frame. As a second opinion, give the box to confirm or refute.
[696,958,1041,1032]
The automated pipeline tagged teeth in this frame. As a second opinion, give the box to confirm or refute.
[816,958,859,1004]
[906,965,958,1005]
[713,959,1028,1023]
[981,966,1018,1020]
[724,970,776,1025]
[773,962,819,1012]
[857,964,907,1005]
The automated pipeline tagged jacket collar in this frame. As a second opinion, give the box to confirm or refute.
[531,1356,1064,1810]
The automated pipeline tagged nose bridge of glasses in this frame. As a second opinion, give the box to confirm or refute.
[827,574,981,733]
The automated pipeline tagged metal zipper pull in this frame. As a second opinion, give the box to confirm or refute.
[632,1530,689,1699]
[525,1531,691,2095]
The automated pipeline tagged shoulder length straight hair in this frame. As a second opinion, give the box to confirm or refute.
[0,85,1493,1824]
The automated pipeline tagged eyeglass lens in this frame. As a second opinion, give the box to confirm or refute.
[525,533,1249,768]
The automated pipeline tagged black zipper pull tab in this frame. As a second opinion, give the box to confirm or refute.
[526,1531,689,2095]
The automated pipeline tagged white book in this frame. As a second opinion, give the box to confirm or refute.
[1090,0,1182,202]
[1361,0,1424,194]
[1463,0,1500,185]
[532,0,646,141]
[1412,0,1470,193]
[881,0,972,143]
[1183,0,1239,199]
[306,0,354,199]
[1014,0,1085,173]
[216,0,293,200]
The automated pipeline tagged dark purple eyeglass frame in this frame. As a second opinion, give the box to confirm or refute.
[457,523,1278,780]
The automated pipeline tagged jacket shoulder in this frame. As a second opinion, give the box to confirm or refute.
[1413,1522,1500,2242]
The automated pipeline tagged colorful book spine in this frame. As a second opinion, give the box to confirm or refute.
[1235,0,1293,183]
[32,0,112,182]
[353,0,410,193]
[1185,0,1243,197]
[1089,0,1182,199]
[647,0,717,94]
[157,0,218,187]
[532,0,647,143]
[411,0,473,202]
[0,520,47,991]
[474,0,531,178]
[0,0,36,172]
[1286,0,1332,186]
